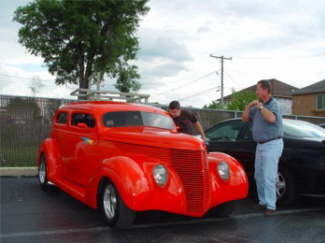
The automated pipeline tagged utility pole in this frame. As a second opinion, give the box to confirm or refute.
[210,55,232,105]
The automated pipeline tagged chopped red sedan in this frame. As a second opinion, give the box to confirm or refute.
[38,101,248,228]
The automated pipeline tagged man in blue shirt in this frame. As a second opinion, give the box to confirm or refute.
[242,80,284,216]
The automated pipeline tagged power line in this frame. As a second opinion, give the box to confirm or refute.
[235,54,325,60]
[154,70,218,96]
[178,86,219,101]
[224,71,244,91]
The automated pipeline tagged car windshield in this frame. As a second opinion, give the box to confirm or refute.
[102,111,175,130]
[284,119,325,139]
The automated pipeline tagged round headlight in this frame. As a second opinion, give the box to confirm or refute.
[152,165,168,187]
[217,161,230,181]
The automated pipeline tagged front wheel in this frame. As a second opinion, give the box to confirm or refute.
[100,181,135,228]
[38,156,48,191]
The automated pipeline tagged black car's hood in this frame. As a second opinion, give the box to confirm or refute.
[301,137,325,143]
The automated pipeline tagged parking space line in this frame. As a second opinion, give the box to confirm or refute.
[1,207,325,239]
[0,226,110,239]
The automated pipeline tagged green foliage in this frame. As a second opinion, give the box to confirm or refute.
[203,100,227,110]
[227,90,257,111]
[204,90,257,111]
[114,64,141,92]
[14,0,149,94]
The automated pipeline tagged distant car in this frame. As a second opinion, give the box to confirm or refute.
[38,101,248,228]
[319,123,325,129]
[206,118,325,205]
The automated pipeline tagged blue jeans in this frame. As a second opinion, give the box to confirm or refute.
[255,139,284,210]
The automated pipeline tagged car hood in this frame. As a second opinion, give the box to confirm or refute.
[299,137,325,143]
[100,126,205,151]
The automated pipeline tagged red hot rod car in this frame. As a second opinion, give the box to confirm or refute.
[38,101,248,228]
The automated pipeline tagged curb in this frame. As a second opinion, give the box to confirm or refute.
[0,167,38,177]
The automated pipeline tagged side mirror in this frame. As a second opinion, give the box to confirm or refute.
[77,122,88,129]
[171,126,180,133]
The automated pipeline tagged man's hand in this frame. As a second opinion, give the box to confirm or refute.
[243,100,259,122]
[256,102,264,111]
[193,121,206,142]
[248,100,259,108]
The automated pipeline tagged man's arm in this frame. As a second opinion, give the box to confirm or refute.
[193,121,207,141]
[242,100,259,122]
[256,103,276,123]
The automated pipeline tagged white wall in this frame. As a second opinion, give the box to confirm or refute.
[275,97,292,115]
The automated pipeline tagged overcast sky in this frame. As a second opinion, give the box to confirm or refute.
[1,0,324,107]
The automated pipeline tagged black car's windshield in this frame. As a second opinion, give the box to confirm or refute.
[284,119,325,139]
[102,111,175,130]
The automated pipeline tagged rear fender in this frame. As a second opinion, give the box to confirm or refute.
[38,138,62,180]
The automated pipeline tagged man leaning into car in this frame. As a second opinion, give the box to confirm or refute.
[168,100,207,141]
[242,80,284,216]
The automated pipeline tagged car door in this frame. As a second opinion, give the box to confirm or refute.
[206,119,246,157]
[233,123,257,176]
[62,112,98,186]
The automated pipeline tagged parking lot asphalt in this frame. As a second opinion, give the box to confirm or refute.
[1,177,325,243]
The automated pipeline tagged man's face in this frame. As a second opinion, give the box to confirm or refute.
[256,84,267,99]
[168,108,181,118]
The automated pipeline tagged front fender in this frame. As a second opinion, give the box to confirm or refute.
[208,152,249,206]
[85,156,187,213]
[85,156,150,210]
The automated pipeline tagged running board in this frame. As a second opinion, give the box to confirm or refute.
[52,177,87,203]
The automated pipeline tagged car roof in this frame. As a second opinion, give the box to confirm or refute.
[59,101,167,115]
[208,117,316,127]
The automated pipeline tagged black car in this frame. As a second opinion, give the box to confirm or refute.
[206,118,325,204]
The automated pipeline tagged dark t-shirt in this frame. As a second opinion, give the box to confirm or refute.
[172,110,198,135]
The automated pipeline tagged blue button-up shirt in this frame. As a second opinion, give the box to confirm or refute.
[249,98,284,143]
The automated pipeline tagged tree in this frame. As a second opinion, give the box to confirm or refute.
[14,0,149,98]
[227,90,257,111]
[114,64,141,92]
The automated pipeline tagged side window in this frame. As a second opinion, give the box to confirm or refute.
[317,94,325,110]
[240,125,253,141]
[56,112,68,124]
[206,120,245,142]
[71,113,96,128]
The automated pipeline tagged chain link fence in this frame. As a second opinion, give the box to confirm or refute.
[0,95,73,166]
[1,95,325,167]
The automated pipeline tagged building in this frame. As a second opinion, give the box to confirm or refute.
[222,79,298,114]
[292,79,325,117]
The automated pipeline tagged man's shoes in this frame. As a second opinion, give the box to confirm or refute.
[264,209,276,216]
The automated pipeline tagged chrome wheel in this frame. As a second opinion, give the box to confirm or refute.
[103,184,118,220]
[39,159,46,185]
[276,172,286,199]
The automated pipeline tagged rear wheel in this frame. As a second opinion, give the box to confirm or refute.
[100,181,135,228]
[38,156,48,191]
[277,168,296,205]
